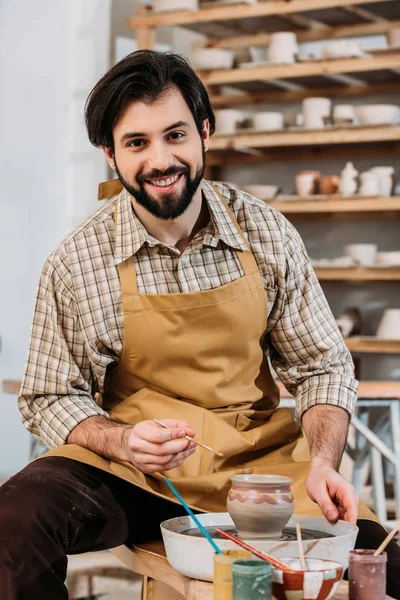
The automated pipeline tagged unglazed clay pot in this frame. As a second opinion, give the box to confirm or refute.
[227,474,294,539]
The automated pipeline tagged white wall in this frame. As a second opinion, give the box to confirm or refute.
[0,0,110,477]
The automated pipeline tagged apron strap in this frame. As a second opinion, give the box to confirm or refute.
[209,184,259,277]
[113,181,261,299]
[114,200,139,298]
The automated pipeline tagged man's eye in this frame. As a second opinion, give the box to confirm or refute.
[129,139,144,148]
[169,132,184,140]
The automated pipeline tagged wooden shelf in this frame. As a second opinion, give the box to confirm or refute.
[198,52,400,87]
[127,0,397,28]
[314,267,400,281]
[344,337,400,354]
[268,196,400,217]
[209,125,400,151]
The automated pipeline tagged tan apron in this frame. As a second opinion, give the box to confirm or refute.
[40,181,376,521]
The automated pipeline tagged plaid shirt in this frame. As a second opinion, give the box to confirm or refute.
[19,180,357,449]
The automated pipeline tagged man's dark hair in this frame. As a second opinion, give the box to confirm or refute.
[85,50,215,151]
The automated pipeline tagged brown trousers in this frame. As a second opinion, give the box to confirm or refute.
[0,457,399,600]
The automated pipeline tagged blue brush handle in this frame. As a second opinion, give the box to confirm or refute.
[164,477,223,555]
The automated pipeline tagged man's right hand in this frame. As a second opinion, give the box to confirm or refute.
[123,419,197,474]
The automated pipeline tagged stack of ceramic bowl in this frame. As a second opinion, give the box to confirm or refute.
[214,109,244,135]
[153,0,198,11]
[354,104,400,126]
[190,48,234,70]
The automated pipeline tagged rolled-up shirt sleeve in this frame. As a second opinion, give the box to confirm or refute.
[268,220,358,422]
[18,257,109,449]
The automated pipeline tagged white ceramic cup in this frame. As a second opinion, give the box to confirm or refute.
[370,166,394,197]
[344,243,377,266]
[296,173,316,197]
[268,32,298,64]
[302,97,332,129]
[376,309,400,339]
[333,104,356,125]
[215,109,244,134]
[253,111,284,131]
[358,171,381,197]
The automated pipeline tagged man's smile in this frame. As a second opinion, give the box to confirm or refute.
[145,172,184,192]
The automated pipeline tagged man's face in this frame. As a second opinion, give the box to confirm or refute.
[105,87,209,220]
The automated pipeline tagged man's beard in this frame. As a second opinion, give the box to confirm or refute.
[114,147,206,221]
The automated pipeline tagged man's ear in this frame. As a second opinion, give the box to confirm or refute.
[101,146,116,170]
[201,119,210,152]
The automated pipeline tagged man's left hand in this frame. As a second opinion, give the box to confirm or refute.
[306,464,359,524]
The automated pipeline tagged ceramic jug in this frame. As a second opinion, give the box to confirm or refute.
[339,162,358,197]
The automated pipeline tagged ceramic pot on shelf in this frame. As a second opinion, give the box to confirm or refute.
[296,171,320,196]
[302,97,332,129]
[226,474,294,539]
[320,175,340,195]
[344,243,377,266]
[359,171,380,197]
[370,166,395,197]
[268,32,298,64]
[376,309,400,340]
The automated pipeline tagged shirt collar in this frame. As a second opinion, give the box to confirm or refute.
[113,180,248,265]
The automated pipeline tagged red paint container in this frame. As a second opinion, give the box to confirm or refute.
[348,549,387,600]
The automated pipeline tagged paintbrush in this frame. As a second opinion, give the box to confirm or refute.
[153,419,224,457]
[215,528,297,572]
[373,522,400,556]
[163,476,223,555]
[296,523,307,571]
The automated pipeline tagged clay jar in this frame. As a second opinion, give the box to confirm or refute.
[348,549,387,600]
[227,474,294,539]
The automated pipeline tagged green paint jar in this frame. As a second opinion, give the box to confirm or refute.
[232,560,272,600]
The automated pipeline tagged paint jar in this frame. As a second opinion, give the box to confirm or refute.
[213,550,252,600]
[348,549,387,600]
[232,560,272,600]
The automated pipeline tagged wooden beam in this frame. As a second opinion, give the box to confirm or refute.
[127,0,397,28]
[341,5,387,23]
[209,125,400,151]
[209,82,400,108]
[205,19,400,50]
[199,53,400,86]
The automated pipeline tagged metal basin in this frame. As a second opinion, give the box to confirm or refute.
[160,512,358,582]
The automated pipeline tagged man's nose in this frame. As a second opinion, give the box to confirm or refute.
[147,142,171,174]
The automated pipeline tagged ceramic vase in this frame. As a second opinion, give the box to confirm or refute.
[268,32,298,64]
[227,474,294,539]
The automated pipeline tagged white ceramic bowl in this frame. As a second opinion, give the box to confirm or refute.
[215,109,244,134]
[190,48,234,71]
[160,513,358,582]
[253,111,284,131]
[377,309,400,339]
[153,0,198,12]
[243,184,279,200]
[321,40,363,59]
[354,104,400,126]
[375,251,400,265]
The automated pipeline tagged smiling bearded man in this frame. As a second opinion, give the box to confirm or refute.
[1,50,399,600]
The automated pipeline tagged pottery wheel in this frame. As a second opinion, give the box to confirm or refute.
[181,524,334,541]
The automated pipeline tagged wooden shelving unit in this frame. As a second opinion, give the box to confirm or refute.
[344,337,400,354]
[209,125,400,152]
[128,0,400,357]
[268,196,400,218]
[314,266,400,281]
